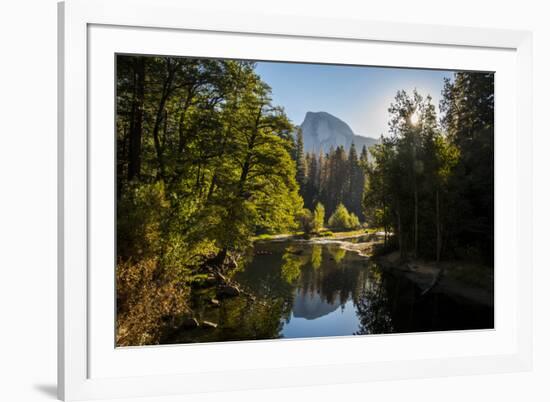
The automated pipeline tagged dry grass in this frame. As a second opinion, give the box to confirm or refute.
[116,258,190,346]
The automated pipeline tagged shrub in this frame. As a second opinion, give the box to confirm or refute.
[116,258,189,346]
[328,203,361,230]
[348,213,361,229]
[298,208,315,235]
[313,202,325,232]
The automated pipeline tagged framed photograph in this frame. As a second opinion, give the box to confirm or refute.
[58,0,533,400]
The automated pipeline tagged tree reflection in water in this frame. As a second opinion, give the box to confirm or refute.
[311,244,322,269]
[159,239,493,344]
[354,265,394,335]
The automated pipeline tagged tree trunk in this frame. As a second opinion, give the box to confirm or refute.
[127,57,145,181]
[413,171,418,259]
[209,248,227,270]
[397,203,404,260]
[412,133,419,259]
[206,174,218,202]
[177,87,194,153]
[237,105,263,195]
[436,188,441,262]
[152,60,176,181]
[382,184,387,247]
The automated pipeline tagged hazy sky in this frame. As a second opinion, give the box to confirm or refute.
[255,62,454,138]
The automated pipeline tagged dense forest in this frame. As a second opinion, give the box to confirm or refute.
[115,54,493,345]
[363,73,494,264]
[116,56,303,344]
[297,136,369,220]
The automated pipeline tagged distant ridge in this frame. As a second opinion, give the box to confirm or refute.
[299,111,379,154]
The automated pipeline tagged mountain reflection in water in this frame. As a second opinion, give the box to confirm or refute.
[292,290,342,320]
[162,237,493,344]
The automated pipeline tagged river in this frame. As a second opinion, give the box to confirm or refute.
[161,235,493,344]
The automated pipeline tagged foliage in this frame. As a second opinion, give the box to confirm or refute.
[297,202,326,236]
[301,143,369,219]
[362,73,494,263]
[116,55,494,345]
[298,208,315,236]
[311,244,322,269]
[440,72,495,263]
[327,203,360,230]
[294,127,307,193]
[348,213,361,229]
[116,56,304,345]
[281,247,306,283]
[327,244,347,264]
[116,258,189,346]
[313,202,325,232]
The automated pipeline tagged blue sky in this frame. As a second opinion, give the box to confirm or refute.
[255,62,454,138]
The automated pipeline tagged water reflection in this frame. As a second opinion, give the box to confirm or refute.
[311,244,322,269]
[327,244,347,264]
[161,238,493,344]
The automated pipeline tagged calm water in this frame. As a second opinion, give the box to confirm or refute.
[162,237,493,344]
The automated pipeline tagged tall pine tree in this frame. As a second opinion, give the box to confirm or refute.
[294,127,307,197]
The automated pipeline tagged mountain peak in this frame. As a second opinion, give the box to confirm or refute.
[299,111,377,154]
[305,111,336,118]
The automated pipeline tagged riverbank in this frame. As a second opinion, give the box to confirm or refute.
[253,228,380,243]
[160,232,494,344]
[254,229,386,257]
[254,230,493,308]
[375,251,493,307]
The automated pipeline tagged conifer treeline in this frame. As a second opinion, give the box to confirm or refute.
[293,72,494,265]
[115,55,494,345]
[363,72,494,264]
[294,128,369,220]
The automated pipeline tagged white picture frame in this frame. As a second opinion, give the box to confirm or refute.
[58,0,533,400]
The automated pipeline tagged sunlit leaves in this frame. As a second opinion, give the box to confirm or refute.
[363,73,494,262]
[116,57,306,344]
[327,203,360,230]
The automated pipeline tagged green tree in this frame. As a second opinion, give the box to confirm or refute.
[347,143,364,219]
[298,208,315,236]
[323,146,348,216]
[363,137,397,247]
[363,73,493,263]
[313,202,325,232]
[328,203,359,230]
[115,56,306,344]
[348,213,360,229]
[303,152,319,209]
[440,72,494,263]
[294,127,307,193]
